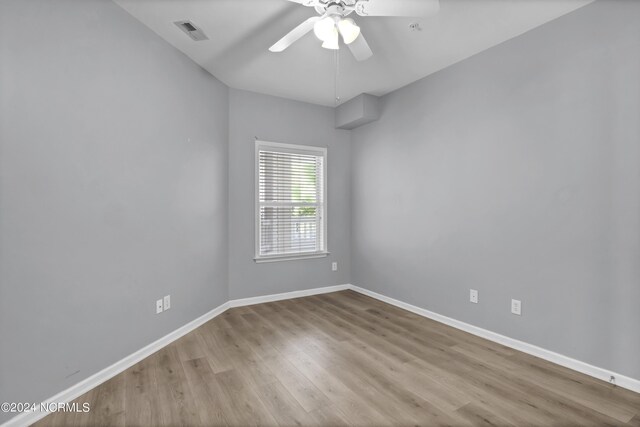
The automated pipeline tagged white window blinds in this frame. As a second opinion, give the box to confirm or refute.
[256,141,327,261]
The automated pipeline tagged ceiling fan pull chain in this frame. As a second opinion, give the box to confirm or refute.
[334,47,340,106]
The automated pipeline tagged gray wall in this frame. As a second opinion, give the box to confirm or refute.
[228,89,351,299]
[351,0,640,379]
[1,0,638,420]
[0,0,229,417]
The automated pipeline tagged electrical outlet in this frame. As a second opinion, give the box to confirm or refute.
[163,295,171,311]
[469,289,478,304]
[511,299,522,315]
[332,262,338,271]
[156,299,164,314]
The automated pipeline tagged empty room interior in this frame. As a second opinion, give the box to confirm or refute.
[1,0,639,426]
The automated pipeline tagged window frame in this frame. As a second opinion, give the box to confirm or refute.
[254,140,329,263]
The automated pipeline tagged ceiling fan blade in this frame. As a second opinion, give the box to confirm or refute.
[269,16,322,53]
[347,32,373,62]
[285,0,319,6]
[355,0,440,17]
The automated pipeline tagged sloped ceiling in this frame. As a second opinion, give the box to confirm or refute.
[115,0,593,106]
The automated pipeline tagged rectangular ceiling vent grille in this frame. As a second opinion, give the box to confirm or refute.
[174,20,209,41]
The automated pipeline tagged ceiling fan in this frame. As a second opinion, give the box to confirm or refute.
[269,0,440,61]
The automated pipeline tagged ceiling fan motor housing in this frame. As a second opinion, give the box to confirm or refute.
[315,1,355,17]
[270,0,439,61]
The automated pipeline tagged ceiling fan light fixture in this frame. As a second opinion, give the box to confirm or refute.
[321,26,339,50]
[313,16,336,41]
[337,18,360,45]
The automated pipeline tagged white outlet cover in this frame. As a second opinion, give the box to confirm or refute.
[332,262,338,271]
[470,289,478,303]
[511,299,522,315]
[163,295,171,310]
[156,299,163,314]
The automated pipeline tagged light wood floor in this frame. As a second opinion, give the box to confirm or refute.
[37,290,640,426]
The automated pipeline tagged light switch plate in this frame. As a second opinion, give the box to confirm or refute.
[156,299,163,314]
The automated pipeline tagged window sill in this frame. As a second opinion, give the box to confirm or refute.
[254,252,330,263]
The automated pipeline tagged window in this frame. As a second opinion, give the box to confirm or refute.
[255,141,327,262]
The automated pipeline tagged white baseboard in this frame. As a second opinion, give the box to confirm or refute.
[1,284,351,427]
[2,301,231,427]
[4,282,638,427]
[349,285,640,394]
[228,284,351,308]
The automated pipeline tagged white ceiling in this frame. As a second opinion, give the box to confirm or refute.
[115,0,593,107]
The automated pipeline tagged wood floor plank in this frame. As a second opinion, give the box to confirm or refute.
[299,332,472,426]
[123,355,160,427]
[249,302,333,356]
[283,349,395,426]
[455,402,516,427]
[306,294,455,363]
[219,308,253,330]
[214,369,279,426]
[340,290,517,356]
[406,357,566,427]
[341,339,472,413]
[420,348,624,426]
[194,323,235,373]
[174,330,206,362]
[253,379,312,426]
[306,404,351,427]
[627,415,640,427]
[293,297,417,363]
[212,325,279,388]
[362,305,517,358]
[508,348,640,408]
[181,358,229,426]
[321,292,460,347]
[283,297,371,343]
[260,352,332,413]
[35,290,640,426]
[445,343,631,425]
[273,300,473,426]
[91,373,125,426]
[237,313,282,358]
[235,324,282,359]
[154,345,203,426]
[451,341,637,423]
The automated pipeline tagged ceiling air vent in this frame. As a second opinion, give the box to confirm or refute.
[174,20,209,41]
